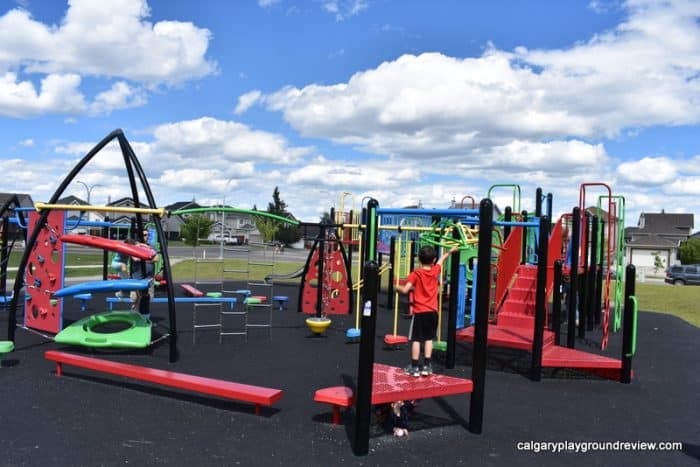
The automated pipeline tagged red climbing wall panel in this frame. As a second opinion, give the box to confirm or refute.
[25,210,65,333]
[301,243,350,315]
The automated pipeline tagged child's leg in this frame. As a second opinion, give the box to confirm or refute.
[424,339,433,360]
[411,341,421,361]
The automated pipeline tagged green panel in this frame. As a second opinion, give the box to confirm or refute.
[54,311,151,348]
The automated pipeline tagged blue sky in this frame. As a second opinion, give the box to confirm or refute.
[1,0,698,229]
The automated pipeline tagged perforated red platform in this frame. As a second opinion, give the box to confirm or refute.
[370,363,473,405]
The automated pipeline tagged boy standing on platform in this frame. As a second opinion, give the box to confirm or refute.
[396,245,457,377]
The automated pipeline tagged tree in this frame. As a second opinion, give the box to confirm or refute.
[262,186,300,245]
[652,251,664,274]
[255,217,279,243]
[319,211,333,224]
[180,213,213,247]
[679,237,700,264]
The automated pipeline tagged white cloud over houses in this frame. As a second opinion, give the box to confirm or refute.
[0,0,215,117]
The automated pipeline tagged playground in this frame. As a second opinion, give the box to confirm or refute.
[1,130,699,466]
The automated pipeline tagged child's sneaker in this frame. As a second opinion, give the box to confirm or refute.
[403,365,420,377]
[420,363,433,376]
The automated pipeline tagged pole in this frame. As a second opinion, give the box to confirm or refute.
[621,264,636,384]
[531,215,549,381]
[446,222,460,369]
[353,261,379,456]
[552,260,563,345]
[469,198,492,434]
[567,207,580,348]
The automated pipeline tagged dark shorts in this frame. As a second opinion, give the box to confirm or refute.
[408,311,438,342]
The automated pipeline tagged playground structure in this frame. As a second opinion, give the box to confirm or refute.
[331,185,637,382]
[0,128,647,461]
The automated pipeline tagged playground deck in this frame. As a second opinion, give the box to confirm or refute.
[1,281,698,466]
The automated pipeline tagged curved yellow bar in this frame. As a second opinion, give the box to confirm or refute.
[35,202,166,217]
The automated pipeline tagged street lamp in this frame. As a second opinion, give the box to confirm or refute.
[220,177,236,259]
[75,180,103,222]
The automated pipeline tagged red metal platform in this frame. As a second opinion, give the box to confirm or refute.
[371,363,473,405]
[456,324,554,351]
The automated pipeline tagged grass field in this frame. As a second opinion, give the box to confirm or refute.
[634,282,700,327]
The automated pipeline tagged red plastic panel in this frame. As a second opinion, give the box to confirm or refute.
[370,363,472,405]
[301,244,350,315]
[25,210,65,333]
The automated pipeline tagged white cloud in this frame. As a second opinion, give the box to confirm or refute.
[19,138,34,147]
[617,156,678,185]
[0,0,214,117]
[320,0,368,21]
[0,72,86,117]
[89,81,147,115]
[263,0,700,169]
[151,117,312,165]
[0,1,215,85]
[234,90,263,115]
[258,0,281,6]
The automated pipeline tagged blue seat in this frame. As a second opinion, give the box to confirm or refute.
[272,296,289,311]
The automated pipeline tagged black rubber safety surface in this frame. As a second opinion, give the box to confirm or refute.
[1,281,698,466]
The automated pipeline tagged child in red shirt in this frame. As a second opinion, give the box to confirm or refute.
[396,245,457,377]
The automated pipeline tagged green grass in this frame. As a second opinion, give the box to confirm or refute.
[170,259,305,283]
[633,282,700,327]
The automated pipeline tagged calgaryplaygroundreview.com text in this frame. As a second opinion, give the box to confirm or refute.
[516,440,683,454]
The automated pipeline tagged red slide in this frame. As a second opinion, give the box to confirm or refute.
[61,235,156,260]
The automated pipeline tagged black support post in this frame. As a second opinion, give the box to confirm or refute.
[621,264,636,384]
[469,199,492,434]
[531,215,549,381]
[578,213,590,338]
[353,261,379,456]
[386,236,396,309]
[503,207,512,241]
[567,207,580,348]
[586,216,599,331]
[552,260,563,345]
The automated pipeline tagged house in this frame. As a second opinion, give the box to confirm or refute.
[0,193,34,240]
[206,204,262,244]
[624,211,694,273]
[162,201,202,241]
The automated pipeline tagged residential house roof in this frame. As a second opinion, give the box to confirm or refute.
[637,211,694,235]
[0,193,34,209]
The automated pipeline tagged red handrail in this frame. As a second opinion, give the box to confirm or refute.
[494,226,523,314]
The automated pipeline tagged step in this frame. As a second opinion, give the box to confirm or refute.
[456,324,554,351]
[516,265,538,278]
[500,300,535,316]
[497,312,534,329]
[513,275,536,288]
[507,287,535,302]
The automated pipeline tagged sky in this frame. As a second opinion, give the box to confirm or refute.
[0,0,699,229]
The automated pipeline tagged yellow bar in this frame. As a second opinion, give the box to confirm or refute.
[35,202,166,217]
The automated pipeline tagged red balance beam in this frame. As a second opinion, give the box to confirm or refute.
[180,284,205,297]
[44,350,283,415]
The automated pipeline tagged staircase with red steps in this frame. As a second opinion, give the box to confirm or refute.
[456,263,623,379]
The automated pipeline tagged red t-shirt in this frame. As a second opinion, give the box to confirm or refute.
[406,264,441,313]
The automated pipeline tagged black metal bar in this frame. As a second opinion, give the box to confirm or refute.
[546,193,553,234]
[567,207,580,348]
[535,187,543,217]
[521,210,528,264]
[446,223,460,369]
[552,260,563,345]
[1,216,9,297]
[621,264,636,384]
[578,213,590,338]
[469,198,492,434]
[503,207,512,241]
[531,215,549,381]
[595,219,605,326]
[387,236,396,309]
[353,260,379,456]
[587,215,599,331]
